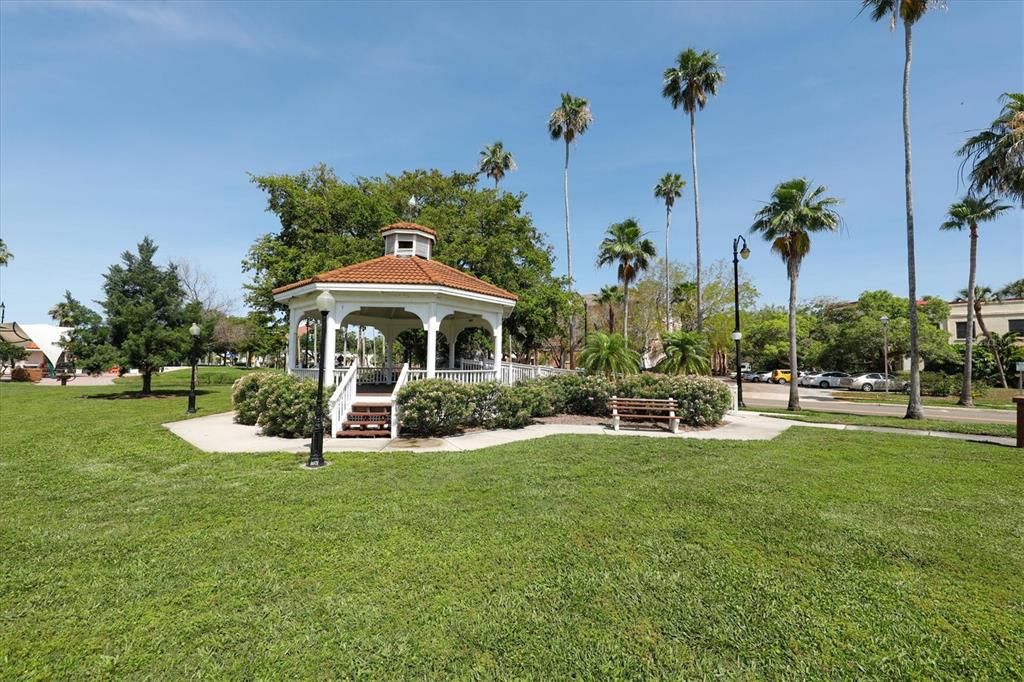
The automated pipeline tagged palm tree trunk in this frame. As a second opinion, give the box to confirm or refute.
[665,205,672,333]
[623,281,630,345]
[959,225,978,406]
[975,305,1009,388]
[608,305,615,334]
[563,141,574,369]
[787,259,800,411]
[689,110,703,332]
[902,20,924,420]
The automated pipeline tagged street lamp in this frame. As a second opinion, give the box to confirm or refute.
[0,301,5,324]
[880,315,890,394]
[308,290,334,468]
[187,322,201,414]
[732,235,751,408]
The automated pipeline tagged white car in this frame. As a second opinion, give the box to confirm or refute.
[799,371,850,388]
[839,373,906,392]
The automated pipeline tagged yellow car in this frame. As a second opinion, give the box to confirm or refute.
[770,369,792,384]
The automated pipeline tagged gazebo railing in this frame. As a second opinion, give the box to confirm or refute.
[328,361,359,437]
[390,363,410,438]
[407,369,498,384]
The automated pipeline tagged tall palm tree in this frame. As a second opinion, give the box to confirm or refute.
[548,92,593,285]
[958,92,1024,206]
[662,48,724,332]
[0,238,10,266]
[861,0,939,420]
[654,172,686,332]
[941,195,1010,405]
[578,332,641,376]
[960,285,1009,389]
[596,219,657,346]
[751,178,842,411]
[596,284,623,333]
[656,330,710,375]
[478,141,517,189]
[999,278,1024,299]
[48,291,79,327]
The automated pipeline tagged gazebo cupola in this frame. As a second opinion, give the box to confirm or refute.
[381,222,436,259]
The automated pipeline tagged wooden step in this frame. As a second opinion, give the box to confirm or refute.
[334,429,392,438]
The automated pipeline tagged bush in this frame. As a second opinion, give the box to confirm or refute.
[614,373,732,427]
[543,373,613,416]
[231,371,276,425]
[397,379,474,437]
[919,371,956,397]
[253,374,326,438]
[10,367,34,382]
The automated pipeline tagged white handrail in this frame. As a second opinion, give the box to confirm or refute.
[390,363,410,438]
[329,360,359,437]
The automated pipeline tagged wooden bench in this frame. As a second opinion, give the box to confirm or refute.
[611,396,679,434]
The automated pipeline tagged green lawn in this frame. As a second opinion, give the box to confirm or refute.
[752,406,1016,438]
[831,387,1021,410]
[2,372,1022,678]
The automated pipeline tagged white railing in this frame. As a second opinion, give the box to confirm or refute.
[390,363,410,438]
[460,359,493,370]
[406,369,499,384]
[292,367,319,382]
[356,366,401,385]
[328,361,359,438]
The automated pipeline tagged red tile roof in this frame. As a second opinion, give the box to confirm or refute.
[379,222,437,238]
[272,255,517,301]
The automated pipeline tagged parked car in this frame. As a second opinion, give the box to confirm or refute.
[799,371,850,388]
[749,370,772,383]
[741,370,759,382]
[839,373,906,392]
[770,369,792,384]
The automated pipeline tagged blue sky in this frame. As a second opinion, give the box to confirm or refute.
[1,0,1021,323]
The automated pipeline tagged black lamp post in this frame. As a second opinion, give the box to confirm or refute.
[187,322,201,414]
[308,291,334,468]
[732,235,751,408]
[0,301,5,324]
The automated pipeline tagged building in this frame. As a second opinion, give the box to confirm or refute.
[943,297,1024,341]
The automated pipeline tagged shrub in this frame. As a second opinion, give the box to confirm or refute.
[543,373,613,416]
[254,374,326,438]
[397,379,474,437]
[919,371,957,397]
[231,371,276,425]
[10,367,34,382]
[615,373,732,427]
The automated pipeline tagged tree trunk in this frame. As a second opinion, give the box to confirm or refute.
[787,259,800,411]
[608,305,615,334]
[623,281,630,345]
[975,304,1009,388]
[959,225,978,405]
[665,205,672,332]
[142,370,152,394]
[690,110,703,332]
[902,20,924,420]
[564,141,575,369]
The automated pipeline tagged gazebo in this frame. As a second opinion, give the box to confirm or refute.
[273,222,562,438]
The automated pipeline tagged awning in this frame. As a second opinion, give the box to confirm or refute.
[0,323,71,367]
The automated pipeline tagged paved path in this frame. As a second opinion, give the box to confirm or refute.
[163,410,1015,454]
[738,381,1015,424]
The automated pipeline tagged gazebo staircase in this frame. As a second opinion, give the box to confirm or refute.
[336,402,392,438]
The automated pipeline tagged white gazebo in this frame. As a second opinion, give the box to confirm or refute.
[273,222,566,438]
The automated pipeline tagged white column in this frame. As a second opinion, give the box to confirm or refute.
[448,331,457,369]
[323,308,337,386]
[493,318,503,382]
[384,334,393,368]
[425,305,438,378]
[286,308,302,374]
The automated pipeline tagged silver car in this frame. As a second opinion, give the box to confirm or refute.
[800,371,850,388]
[839,373,904,392]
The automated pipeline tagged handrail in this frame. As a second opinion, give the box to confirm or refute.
[390,363,410,438]
[329,360,359,437]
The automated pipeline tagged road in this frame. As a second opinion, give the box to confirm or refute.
[735,381,1016,425]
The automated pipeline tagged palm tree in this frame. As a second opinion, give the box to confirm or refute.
[750,178,842,411]
[478,141,517,189]
[596,219,657,346]
[662,48,724,332]
[548,92,593,285]
[0,238,10,266]
[578,332,640,376]
[958,93,1024,206]
[861,0,939,420]
[49,291,79,327]
[941,195,1010,405]
[596,285,623,333]
[999,278,1024,299]
[653,172,686,332]
[960,285,1009,388]
[656,330,710,375]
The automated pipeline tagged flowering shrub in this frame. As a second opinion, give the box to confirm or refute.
[543,373,614,416]
[468,381,553,429]
[397,379,474,437]
[255,374,327,438]
[231,371,276,425]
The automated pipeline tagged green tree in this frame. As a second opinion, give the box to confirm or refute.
[751,178,842,410]
[961,285,1009,388]
[54,292,120,375]
[478,141,517,189]
[958,93,1024,206]
[1000,278,1024,299]
[596,285,623,334]
[547,92,593,286]
[0,238,10,266]
[653,172,686,331]
[103,238,190,393]
[662,48,724,332]
[656,330,710,375]
[941,195,1010,404]
[0,339,28,377]
[48,291,80,327]
[596,219,657,346]
[861,0,939,419]
[578,332,640,376]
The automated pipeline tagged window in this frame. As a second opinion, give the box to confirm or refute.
[398,240,414,250]
[955,321,976,339]
[1009,319,1024,333]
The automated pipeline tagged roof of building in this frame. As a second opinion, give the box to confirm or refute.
[379,221,437,238]
[272,255,517,301]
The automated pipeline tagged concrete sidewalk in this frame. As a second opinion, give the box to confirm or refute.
[162,410,1014,454]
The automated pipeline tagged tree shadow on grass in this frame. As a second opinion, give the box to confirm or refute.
[84,389,213,400]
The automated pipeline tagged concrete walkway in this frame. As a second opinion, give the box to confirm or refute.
[163,410,1015,454]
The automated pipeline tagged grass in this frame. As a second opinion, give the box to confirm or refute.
[751,406,1016,438]
[2,371,1022,678]
[831,387,1021,410]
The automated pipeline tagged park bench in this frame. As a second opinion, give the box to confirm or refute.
[610,396,679,434]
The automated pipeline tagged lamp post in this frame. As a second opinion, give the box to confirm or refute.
[732,235,751,408]
[187,322,201,414]
[880,315,890,394]
[1,301,5,324]
[308,290,334,468]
